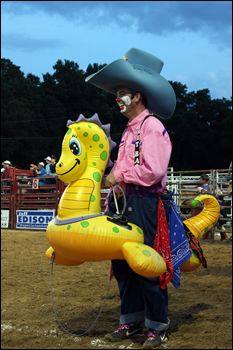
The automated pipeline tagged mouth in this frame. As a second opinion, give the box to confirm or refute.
[57,158,80,175]
[116,98,126,111]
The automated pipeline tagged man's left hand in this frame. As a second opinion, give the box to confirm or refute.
[105,173,116,187]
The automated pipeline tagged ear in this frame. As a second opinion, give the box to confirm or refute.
[134,92,141,103]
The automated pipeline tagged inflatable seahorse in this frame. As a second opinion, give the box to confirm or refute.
[180,194,220,272]
[45,114,167,278]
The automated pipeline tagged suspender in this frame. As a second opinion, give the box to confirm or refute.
[134,115,154,166]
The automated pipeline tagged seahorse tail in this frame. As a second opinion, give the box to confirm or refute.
[183,194,220,239]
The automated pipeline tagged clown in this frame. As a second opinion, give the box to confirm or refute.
[85,48,177,348]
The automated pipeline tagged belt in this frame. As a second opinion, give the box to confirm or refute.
[125,182,162,197]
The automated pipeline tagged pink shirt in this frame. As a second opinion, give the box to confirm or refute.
[112,109,172,191]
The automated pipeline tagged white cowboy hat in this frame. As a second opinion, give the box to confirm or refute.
[85,48,176,119]
[2,160,12,165]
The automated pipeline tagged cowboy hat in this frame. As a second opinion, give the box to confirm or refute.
[85,48,176,119]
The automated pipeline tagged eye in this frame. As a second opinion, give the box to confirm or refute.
[69,137,81,156]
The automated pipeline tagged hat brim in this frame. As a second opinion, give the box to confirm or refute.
[85,58,176,119]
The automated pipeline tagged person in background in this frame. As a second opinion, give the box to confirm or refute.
[227,161,232,181]
[48,155,57,185]
[197,174,210,193]
[35,162,46,186]
[44,156,52,176]
[1,160,14,180]
[50,155,57,175]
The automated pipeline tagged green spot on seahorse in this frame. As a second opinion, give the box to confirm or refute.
[92,162,96,166]
[93,172,101,182]
[91,195,95,202]
[93,134,100,142]
[67,129,71,134]
[67,225,71,230]
[138,243,145,246]
[142,250,151,257]
[88,125,92,128]
[83,132,88,137]
[100,200,102,208]
[50,225,53,230]
[77,127,80,130]
[113,227,119,233]
[81,221,89,228]
[99,144,104,148]
[100,151,107,161]
[137,228,142,234]
[204,227,209,232]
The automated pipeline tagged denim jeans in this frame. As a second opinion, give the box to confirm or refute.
[109,192,171,331]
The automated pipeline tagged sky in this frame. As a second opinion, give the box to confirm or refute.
[1,1,232,100]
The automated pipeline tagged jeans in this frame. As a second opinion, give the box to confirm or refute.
[109,191,171,331]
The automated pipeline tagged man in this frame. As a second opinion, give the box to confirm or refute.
[35,162,46,186]
[1,160,14,180]
[44,156,52,176]
[50,155,57,175]
[85,48,176,348]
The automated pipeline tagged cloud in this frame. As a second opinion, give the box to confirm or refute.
[1,33,64,52]
[2,1,232,49]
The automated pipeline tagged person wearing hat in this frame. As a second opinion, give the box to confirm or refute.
[1,160,14,180]
[44,156,52,176]
[86,48,176,348]
[35,162,46,186]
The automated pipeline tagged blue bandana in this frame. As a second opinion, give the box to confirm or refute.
[168,193,192,288]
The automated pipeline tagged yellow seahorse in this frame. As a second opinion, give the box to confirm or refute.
[181,194,220,271]
[45,114,167,278]
[45,114,220,275]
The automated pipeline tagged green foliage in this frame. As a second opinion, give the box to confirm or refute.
[1,58,232,170]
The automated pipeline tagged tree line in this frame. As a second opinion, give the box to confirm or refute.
[1,58,232,172]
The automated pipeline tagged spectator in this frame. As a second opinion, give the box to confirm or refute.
[1,160,14,180]
[227,161,232,181]
[44,156,52,176]
[216,188,228,240]
[197,174,210,193]
[50,155,57,175]
[48,155,57,185]
[1,160,14,191]
[35,162,46,186]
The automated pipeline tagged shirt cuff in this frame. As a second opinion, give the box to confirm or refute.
[113,169,124,183]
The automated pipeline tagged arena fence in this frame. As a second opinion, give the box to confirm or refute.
[1,168,232,240]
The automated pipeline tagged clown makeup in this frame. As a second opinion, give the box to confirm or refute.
[116,95,132,113]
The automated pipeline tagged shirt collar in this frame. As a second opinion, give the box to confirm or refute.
[127,109,151,128]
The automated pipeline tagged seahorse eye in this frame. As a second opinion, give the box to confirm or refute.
[69,137,81,156]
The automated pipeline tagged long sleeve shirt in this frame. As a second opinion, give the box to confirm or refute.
[112,109,172,192]
[1,166,14,180]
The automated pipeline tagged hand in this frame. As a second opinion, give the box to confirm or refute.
[197,187,204,193]
[105,173,116,187]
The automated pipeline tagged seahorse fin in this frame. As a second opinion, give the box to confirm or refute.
[121,242,166,278]
[45,247,84,266]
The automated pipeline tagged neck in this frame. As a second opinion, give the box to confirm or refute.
[123,106,146,122]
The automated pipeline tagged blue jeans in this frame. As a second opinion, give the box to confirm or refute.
[109,192,171,331]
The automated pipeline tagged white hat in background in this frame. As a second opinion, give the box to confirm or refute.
[38,162,45,167]
[2,160,12,165]
[44,156,51,161]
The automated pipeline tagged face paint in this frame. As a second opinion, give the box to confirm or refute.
[116,95,132,113]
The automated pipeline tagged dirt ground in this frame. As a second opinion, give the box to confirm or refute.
[1,229,232,349]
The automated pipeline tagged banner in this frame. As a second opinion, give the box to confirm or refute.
[1,210,9,228]
[16,210,55,230]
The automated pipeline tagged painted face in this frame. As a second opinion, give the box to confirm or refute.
[116,95,132,113]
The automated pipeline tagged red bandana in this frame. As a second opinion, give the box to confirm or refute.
[153,193,173,289]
